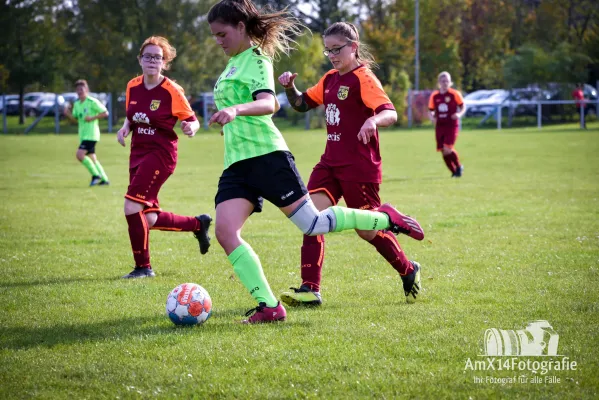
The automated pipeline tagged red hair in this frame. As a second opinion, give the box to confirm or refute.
[138,36,177,71]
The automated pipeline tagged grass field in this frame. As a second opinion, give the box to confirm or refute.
[0,122,598,399]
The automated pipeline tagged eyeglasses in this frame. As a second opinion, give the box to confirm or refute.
[141,54,164,62]
[323,43,350,57]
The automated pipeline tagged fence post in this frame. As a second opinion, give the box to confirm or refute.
[497,106,501,130]
[2,94,6,134]
[537,102,542,129]
[305,110,310,130]
[55,96,60,134]
[580,103,585,128]
[202,92,209,130]
[107,93,113,133]
[407,89,412,128]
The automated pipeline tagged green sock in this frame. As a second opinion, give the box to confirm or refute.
[94,160,109,181]
[81,156,99,177]
[228,242,278,308]
[329,206,390,232]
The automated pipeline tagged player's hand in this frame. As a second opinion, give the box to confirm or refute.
[181,120,197,137]
[278,72,298,89]
[84,116,94,122]
[357,118,377,144]
[451,113,459,120]
[209,107,237,127]
[117,126,130,147]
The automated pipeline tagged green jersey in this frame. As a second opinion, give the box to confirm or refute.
[72,96,107,142]
[214,46,288,169]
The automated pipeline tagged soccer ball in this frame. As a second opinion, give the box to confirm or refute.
[166,283,212,326]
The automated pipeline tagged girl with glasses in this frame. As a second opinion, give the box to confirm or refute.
[116,36,212,279]
[278,22,424,307]
[207,1,424,324]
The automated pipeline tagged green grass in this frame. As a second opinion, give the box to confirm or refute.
[0,122,598,399]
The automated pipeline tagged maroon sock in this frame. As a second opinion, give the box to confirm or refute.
[300,234,325,291]
[126,212,151,267]
[449,150,461,169]
[152,212,201,232]
[369,231,414,276]
[443,154,456,173]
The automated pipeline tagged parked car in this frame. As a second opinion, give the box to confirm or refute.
[35,93,66,116]
[465,90,507,117]
[2,95,20,115]
[22,92,52,116]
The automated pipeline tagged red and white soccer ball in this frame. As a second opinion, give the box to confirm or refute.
[166,283,212,326]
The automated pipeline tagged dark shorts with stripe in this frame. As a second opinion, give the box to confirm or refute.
[125,153,171,212]
[215,151,308,213]
[307,162,381,210]
[78,140,97,154]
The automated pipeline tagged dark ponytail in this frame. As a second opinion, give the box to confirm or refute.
[207,0,305,60]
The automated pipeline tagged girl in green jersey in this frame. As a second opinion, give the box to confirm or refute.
[208,0,424,324]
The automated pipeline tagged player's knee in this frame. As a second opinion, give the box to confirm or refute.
[76,152,85,161]
[215,223,239,251]
[356,229,376,241]
[123,199,143,216]
[288,199,334,235]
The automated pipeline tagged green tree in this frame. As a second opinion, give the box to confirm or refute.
[0,0,70,124]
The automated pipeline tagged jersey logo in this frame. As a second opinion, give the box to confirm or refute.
[132,112,150,124]
[130,101,137,105]
[325,103,340,126]
[438,103,449,113]
[337,86,349,100]
[226,66,237,78]
[445,96,451,103]
[150,100,161,111]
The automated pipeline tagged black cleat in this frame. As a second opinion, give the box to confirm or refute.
[90,176,102,186]
[454,165,463,178]
[401,261,421,303]
[99,180,110,186]
[122,266,156,279]
[194,214,212,255]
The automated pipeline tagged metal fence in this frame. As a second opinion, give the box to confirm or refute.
[407,90,599,129]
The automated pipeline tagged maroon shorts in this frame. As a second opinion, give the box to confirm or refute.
[436,124,459,151]
[125,154,172,212]
[307,162,381,210]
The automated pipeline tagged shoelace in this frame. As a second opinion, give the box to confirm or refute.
[244,302,266,317]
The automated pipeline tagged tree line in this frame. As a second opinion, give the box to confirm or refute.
[1,0,597,124]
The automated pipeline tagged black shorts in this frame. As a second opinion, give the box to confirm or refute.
[78,140,97,154]
[215,151,308,213]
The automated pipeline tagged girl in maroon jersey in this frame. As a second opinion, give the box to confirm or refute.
[116,36,212,279]
[278,22,423,306]
[428,71,466,177]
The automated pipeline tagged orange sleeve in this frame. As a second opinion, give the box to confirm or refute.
[356,68,394,113]
[305,69,336,106]
[428,91,439,111]
[165,79,196,121]
[125,76,143,112]
[450,88,464,106]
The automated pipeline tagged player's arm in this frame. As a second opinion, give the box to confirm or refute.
[85,111,108,122]
[370,109,397,128]
[278,71,316,113]
[428,93,437,124]
[63,104,77,123]
[453,90,466,119]
[209,92,277,126]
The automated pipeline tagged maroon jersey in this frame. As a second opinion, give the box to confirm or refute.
[428,88,464,126]
[304,66,395,183]
[126,76,196,173]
